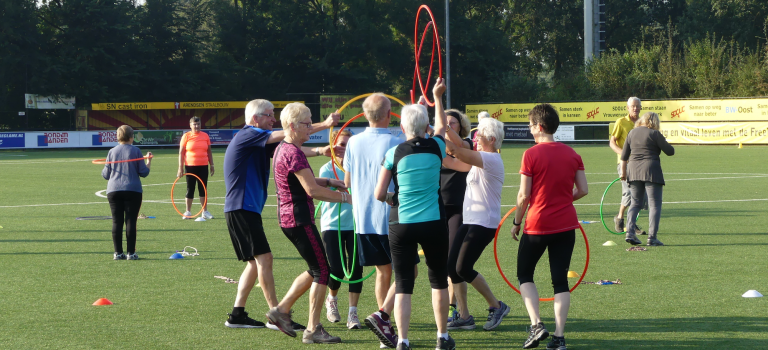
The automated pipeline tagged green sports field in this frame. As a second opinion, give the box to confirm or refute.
[1,144,766,349]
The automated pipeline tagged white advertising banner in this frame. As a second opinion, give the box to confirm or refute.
[25,94,76,110]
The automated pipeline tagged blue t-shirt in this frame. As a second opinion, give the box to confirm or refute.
[344,128,403,235]
[318,162,354,231]
[383,136,446,224]
[223,126,276,214]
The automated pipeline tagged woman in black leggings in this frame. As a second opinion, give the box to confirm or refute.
[510,105,588,350]
[102,125,152,260]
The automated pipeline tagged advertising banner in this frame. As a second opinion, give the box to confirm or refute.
[89,131,120,147]
[91,101,300,111]
[466,98,768,123]
[204,129,238,145]
[26,132,81,148]
[660,122,768,144]
[502,125,575,141]
[320,95,406,125]
[25,94,76,110]
[132,130,184,146]
[0,133,25,148]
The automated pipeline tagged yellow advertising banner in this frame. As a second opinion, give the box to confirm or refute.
[320,95,406,124]
[466,98,768,123]
[660,122,768,144]
[91,101,300,110]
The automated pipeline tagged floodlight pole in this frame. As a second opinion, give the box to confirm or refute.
[445,0,451,109]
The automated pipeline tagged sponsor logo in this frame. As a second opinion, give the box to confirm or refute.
[586,107,600,119]
[671,106,685,118]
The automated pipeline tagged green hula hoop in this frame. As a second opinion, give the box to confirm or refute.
[314,187,376,284]
[599,177,641,235]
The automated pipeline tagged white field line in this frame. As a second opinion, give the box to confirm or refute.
[502,175,768,188]
[0,155,183,165]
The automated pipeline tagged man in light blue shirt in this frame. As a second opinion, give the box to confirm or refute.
[343,93,405,347]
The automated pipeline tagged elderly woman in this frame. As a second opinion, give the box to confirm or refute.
[318,129,364,329]
[620,112,674,246]
[268,102,350,344]
[510,104,588,350]
[177,116,215,220]
[442,117,509,332]
[102,125,152,260]
[373,78,455,350]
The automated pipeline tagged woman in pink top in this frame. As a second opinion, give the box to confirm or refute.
[177,116,214,220]
[510,104,589,350]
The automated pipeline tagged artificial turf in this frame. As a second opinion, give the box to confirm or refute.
[0,144,766,349]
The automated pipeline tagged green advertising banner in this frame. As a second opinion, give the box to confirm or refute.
[133,130,183,146]
[320,95,406,126]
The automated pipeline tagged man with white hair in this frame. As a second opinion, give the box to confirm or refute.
[222,98,339,331]
[342,92,405,348]
[609,97,646,235]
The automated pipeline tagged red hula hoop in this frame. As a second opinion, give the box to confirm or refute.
[92,154,153,165]
[412,5,442,107]
[171,173,208,218]
[331,112,401,182]
[493,207,590,302]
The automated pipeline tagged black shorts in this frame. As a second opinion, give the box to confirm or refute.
[517,229,575,295]
[282,225,330,286]
[185,165,208,199]
[389,220,449,294]
[357,234,420,267]
[225,210,271,261]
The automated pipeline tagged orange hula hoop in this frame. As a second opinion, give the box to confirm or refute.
[493,207,590,302]
[92,154,153,165]
[412,5,443,107]
[171,173,208,219]
[330,111,402,181]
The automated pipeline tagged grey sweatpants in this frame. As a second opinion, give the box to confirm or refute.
[626,181,663,239]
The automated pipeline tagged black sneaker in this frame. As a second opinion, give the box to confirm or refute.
[436,335,456,350]
[266,319,306,331]
[625,234,642,245]
[546,335,566,350]
[523,322,549,348]
[396,342,412,350]
[225,311,266,328]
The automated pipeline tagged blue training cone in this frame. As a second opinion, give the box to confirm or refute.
[169,252,184,259]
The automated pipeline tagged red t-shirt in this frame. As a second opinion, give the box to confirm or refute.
[180,131,211,166]
[519,142,584,235]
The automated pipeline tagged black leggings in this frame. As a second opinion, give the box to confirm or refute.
[281,224,331,286]
[389,220,449,294]
[517,230,575,295]
[448,224,496,284]
[445,205,463,251]
[323,230,363,293]
[185,165,208,199]
[107,191,142,254]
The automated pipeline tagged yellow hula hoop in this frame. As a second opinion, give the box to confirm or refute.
[329,93,408,172]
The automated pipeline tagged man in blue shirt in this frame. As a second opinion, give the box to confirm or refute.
[223,98,340,335]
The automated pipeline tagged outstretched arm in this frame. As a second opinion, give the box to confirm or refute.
[431,78,448,138]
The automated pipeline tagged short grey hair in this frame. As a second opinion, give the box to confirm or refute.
[637,111,660,130]
[280,102,311,129]
[477,117,504,150]
[245,99,274,126]
[477,111,490,120]
[400,104,428,138]
[627,96,641,105]
[362,93,391,123]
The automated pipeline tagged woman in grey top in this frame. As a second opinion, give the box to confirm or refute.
[102,125,152,260]
[620,112,674,246]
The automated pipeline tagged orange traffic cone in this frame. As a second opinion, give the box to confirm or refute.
[92,298,113,306]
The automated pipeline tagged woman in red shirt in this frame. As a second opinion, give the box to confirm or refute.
[177,116,214,220]
[510,104,589,350]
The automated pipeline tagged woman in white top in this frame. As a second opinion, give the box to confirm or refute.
[442,117,510,331]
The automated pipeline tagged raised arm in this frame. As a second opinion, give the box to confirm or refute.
[445,140,484,169]
[267,112,340,144]
[431,78,448,138]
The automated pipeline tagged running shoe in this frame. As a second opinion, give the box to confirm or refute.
[647,238,664,246]
[625,233,642,245]
[447,304,459,323]
[302,323,341,344]
[202,211,214,220]
[225,311,265,328]
[364,312,398,348]
[182,211,193,220]
[267,320,306,331]
[396,342,411,350]
[266,307,296,337]
[326,297,340,323]
[436,335,456,350]
[126,253,139,260]
[113,253,126,260]
[613,215,624,232]
[546,335,567,350]
[483,300,510,330]
[523,322,550,349]
[347,310,361,329]
[447,314,476,330]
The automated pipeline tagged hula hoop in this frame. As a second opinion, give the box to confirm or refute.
[313,191,376,285]
[493,207,590,302]
[92,154,153,165]
[329,93,406,174]
[171,173,208,219]
[412,5,443,107]
[599,178,641,235]
[330,111,402,180]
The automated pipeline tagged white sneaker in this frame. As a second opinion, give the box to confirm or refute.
[347,310,361,329]
[326,297,340,323]
[182,211,193,219]
[195,217,206,222]
[202,210,214,220]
